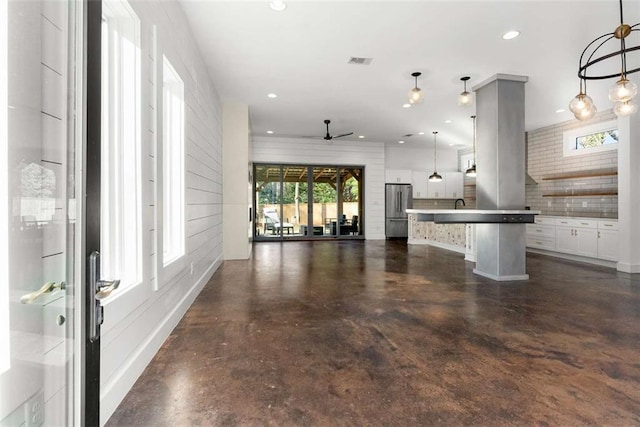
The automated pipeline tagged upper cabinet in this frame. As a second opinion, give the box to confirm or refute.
[444,172,463,199]
[411,171,428,198]
[385,169,412,184]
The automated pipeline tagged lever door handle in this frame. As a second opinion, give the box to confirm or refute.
[20,281,65,304]
[95,279,121,300]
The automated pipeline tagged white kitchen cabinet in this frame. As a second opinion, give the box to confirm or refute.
[555,219,597,258]
[427,178,445,198]
[385,169,412,184]
[597,221,619,261]
[411,171,429,198]
[444,172,463,199]
[526,221,556,251]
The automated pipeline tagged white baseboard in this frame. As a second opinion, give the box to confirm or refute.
[616,262,640,273]
[101,255,222,425]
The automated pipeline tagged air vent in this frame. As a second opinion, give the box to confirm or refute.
[348,57,373,65]
[403,134,414,137]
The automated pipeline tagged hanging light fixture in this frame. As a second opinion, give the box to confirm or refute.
[408,72,424,105]
[458,76,473,107]
[571,0,639,119]
[465,115,477,177]
[429,131,443,182]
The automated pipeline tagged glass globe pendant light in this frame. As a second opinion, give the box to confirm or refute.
[614,99,639,116]
[429,131,443,182]
[569,79,597,120]
[408,72,424,105]
[458,76,473,107]
[609,76,638,103]
[465,115,477,177]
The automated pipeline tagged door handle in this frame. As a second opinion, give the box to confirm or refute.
[20,281,65,304]
[89,251,120,342]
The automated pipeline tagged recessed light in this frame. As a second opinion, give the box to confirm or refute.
[555,108,565,113]
[449,143,455,146]
[502,30,520,40]
[444,120,452,124]
[267,93,278,98]
[358,135,365,139]
[398,140,405,144]
[418,131,425,135]
[269,0,286,11]
[267,130,274,134]
[402,103,411,108]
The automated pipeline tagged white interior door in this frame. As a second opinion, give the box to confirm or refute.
[0,1,77,425]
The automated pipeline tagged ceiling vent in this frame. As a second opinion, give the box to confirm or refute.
[403,133,414,137]
[348,57,373,65]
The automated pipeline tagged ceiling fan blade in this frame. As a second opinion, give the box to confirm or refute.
[333,132,354,139]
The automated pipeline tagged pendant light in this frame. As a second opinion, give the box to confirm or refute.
[458,76,473,107]
[571,0,639,119]
[408,72,424,105]
[429,131,443,182]
[465,115,477,177]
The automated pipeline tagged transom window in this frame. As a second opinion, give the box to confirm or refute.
[563,120,618,157]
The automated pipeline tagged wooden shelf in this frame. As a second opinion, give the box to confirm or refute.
[464,184,476,187]
[542,191,618,198]
[541,170,617,181]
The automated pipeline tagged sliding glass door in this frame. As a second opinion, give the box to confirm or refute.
[253,164,364,241]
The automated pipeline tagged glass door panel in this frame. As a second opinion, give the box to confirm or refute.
[312,166,338,236]
[339,167,363,237]
[1,1,77,425]
[281,165,308,238]
[255,164,286,239]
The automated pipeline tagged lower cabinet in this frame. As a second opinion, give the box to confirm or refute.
[527,216,617,263]
[597,222,619,261]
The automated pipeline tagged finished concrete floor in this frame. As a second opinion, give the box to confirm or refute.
[107,240,640,426]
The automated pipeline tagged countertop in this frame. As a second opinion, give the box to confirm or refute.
[407,209,541,215]
[407,209,541,224]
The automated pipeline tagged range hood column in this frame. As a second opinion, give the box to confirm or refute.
[473,74,529,281]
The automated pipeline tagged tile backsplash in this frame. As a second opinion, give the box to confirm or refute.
[525,111,618,219]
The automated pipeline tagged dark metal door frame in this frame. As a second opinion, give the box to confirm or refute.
[84,0,102,424]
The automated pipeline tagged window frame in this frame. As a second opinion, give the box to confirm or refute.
[563,119,618,157]
[100,0,145,302]
[158,55,186,272]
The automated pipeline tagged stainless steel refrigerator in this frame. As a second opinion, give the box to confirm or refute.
[385,183,413,238]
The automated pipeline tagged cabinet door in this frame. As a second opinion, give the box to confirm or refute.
[427,179,445,198]
[597,229,619,261]
[445,172,463,199]
[555,226,577,254]
[412,171,429,198]
[385,169,412,184]
[576,228,598,258]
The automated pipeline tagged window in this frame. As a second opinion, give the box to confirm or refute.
[101,0,142,289]
[0,0,8,374]
[563,120,618,157]
[162,56,185,266]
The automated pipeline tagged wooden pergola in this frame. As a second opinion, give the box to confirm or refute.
[254,165,362,192]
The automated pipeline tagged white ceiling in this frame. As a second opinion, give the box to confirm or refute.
[179,0,640,149]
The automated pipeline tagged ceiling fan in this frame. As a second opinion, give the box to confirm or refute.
[322,119,353,141]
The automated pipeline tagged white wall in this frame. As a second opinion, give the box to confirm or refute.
[101,1,223,423]
[252,136,386,240]
[385,145,459,172]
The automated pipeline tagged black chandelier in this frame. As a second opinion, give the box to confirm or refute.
[570,0,639,120]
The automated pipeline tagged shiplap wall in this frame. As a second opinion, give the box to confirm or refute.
[101,0,223,423]
[252,136,386,240]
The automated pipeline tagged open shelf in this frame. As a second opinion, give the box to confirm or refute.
[464,184,476,187]
[541,170,617,181]
[542,191,618,198]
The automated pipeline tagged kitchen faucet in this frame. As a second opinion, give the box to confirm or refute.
[454,198,465,209]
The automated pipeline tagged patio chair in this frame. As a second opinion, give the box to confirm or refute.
[263,207,294,235]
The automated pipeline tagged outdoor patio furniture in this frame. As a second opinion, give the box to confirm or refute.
[263,207,294,235]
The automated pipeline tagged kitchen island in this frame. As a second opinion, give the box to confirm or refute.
[407,209,540,267]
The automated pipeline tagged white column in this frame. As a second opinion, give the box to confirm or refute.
[617,111,640,273]
[223,103,252,260]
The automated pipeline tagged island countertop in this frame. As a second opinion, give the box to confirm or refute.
[406,209,541,224]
